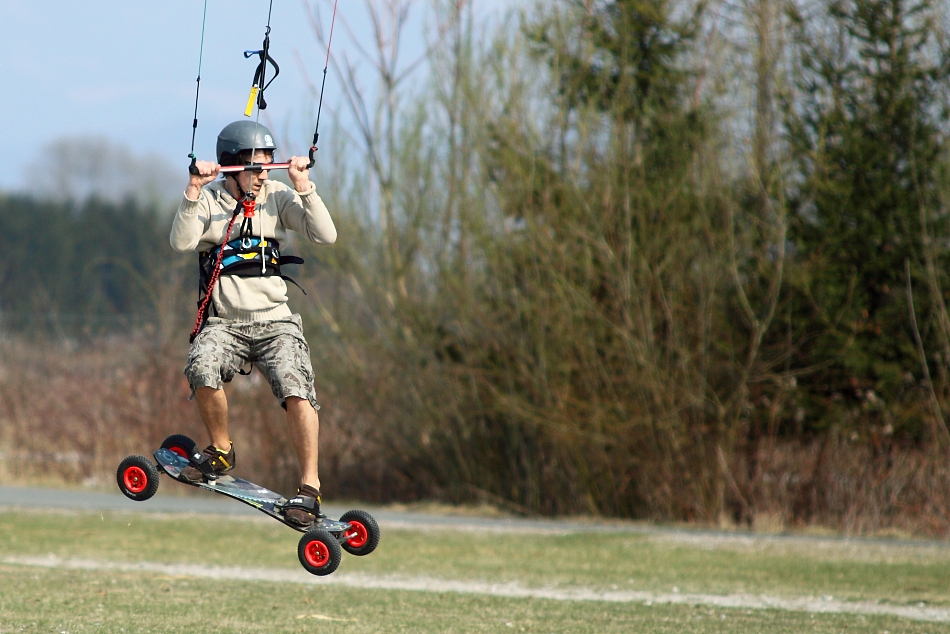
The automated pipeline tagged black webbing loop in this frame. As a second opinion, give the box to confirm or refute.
[245,28,281,111]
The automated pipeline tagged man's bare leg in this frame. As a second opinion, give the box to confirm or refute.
[194,387,232,450]
[285,396,320,490]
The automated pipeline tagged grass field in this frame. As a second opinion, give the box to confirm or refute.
[0,508,949,633]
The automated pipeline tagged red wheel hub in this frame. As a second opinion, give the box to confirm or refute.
[344,521,368,548]
[123,466,148,494]
[304,540,330,567]
[169,447,189,458]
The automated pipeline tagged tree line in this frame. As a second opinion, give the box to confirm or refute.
[0,195,183,336]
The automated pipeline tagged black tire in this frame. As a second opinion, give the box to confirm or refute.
[298,529,342,576]
[116,455,160,501]
[339,510,381,556]
[160,434,197,458]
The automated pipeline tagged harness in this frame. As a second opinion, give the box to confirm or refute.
[198,235,305,302]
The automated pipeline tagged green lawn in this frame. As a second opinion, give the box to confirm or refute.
[0,508,948,633]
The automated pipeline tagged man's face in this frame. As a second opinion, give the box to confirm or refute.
[235,150,274,196]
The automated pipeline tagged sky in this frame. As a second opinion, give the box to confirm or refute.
[1,0,520,196]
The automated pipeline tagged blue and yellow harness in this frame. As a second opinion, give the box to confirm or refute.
[197,236,305,312]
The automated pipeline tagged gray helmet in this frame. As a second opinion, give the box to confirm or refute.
[216,120,277,162]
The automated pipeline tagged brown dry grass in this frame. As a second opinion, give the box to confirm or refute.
[0,334,366,498]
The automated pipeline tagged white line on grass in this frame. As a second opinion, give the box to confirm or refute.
[2,554,947,623]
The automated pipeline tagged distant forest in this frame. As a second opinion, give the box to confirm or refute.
[4,0,950,533]
[0,195,181,333]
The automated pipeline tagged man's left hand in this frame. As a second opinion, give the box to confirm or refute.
[287,156,312,193]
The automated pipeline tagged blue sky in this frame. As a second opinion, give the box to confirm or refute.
[2,1,519,194]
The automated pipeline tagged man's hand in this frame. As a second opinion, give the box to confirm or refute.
[287,156,312,193]
[185,160,220,201]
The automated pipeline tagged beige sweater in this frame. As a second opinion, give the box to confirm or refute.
[170,179,336,322]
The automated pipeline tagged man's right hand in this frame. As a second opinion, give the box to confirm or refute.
[185,160,220,201]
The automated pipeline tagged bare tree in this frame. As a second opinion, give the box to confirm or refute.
[302,0,437,302]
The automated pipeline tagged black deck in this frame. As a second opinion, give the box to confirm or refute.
[154,448,349,534]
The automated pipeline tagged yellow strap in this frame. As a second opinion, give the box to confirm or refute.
[244,86,259,117]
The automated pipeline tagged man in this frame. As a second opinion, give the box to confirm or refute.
[170,120,336,527]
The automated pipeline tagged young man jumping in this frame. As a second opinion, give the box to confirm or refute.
[170,120,336,527]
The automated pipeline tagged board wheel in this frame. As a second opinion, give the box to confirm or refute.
[298,528,342,576]
[339,510,381,556]
[116,455,160,501]
[160,434,197,459]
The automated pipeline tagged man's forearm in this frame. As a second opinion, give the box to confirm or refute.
[170,196,207,252]
[297,187,337,245]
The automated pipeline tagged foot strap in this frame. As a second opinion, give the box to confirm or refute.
[280,494,317,512]
[188,449,218,481]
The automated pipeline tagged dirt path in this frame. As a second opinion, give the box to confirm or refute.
[3,554,949,623]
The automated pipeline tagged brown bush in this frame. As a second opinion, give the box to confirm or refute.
[0,334,371,499]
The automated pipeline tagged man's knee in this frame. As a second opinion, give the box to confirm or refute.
[195,386,226,399]
[283,395,316,413]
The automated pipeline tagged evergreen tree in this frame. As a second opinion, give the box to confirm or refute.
[785,0,950,433]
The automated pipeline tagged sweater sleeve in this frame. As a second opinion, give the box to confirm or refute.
[276,182,337,245]
[169,191,210,252]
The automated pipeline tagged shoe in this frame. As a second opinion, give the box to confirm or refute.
[180,443,236,483]
[282,484,325,528]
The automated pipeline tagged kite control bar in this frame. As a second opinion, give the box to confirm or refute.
[188,161,293,175]
[219,162,290,174]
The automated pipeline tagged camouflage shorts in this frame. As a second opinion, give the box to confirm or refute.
[184,314,319,410]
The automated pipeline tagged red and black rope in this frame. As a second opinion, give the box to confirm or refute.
[190,206,242,342]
